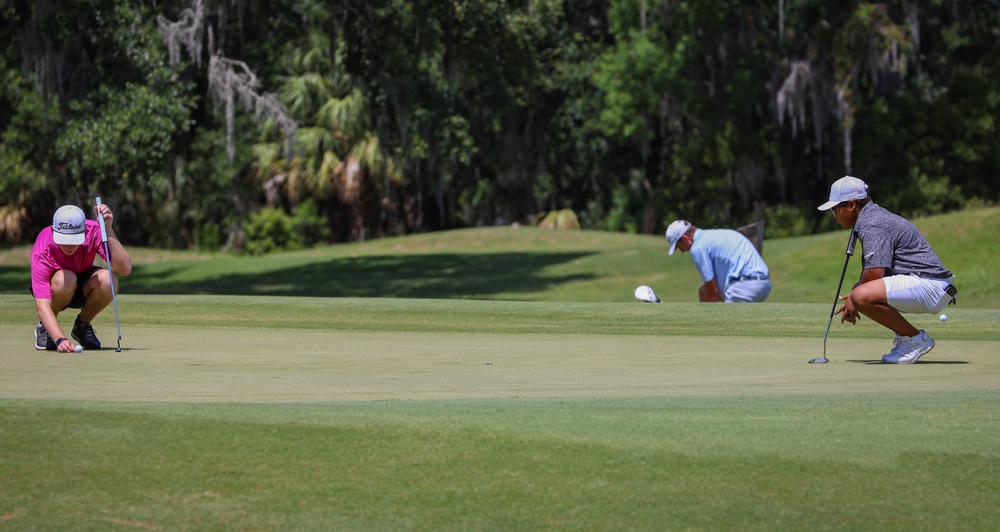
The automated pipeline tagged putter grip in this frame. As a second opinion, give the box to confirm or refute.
[95,197,109,242]
[846,230,858,256]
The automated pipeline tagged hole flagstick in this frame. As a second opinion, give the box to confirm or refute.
[809,229,858,364]
[95,197,123,352]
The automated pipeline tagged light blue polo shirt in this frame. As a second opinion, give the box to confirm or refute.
[689,228,769,293]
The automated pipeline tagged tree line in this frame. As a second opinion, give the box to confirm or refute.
[2,0,998,249]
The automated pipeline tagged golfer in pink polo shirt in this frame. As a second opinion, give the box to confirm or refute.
[30,203,132,352]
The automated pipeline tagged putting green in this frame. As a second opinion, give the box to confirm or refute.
[3,324,997,402]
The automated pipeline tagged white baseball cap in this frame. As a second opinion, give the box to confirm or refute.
[52,205,87,245]
[818,176,869,211]
[664,220,691,255]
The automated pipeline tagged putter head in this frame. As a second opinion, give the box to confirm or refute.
[808,357,829,364]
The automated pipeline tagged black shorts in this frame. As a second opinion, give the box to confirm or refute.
[30,266,100,311]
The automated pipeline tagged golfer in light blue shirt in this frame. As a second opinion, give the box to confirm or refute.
[665,220,771,302]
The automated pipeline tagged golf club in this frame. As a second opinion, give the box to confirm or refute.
[95,197,123,352]
[809,229,858,364]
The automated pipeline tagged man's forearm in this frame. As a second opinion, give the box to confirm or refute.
[105,228,132,276]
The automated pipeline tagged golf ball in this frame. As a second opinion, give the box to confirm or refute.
[939,314,948,322]
[74,345,84,352]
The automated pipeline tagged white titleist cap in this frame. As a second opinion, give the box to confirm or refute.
[52,205,86,245]
[634,285,661,303]
[818,176,869,211]
[664,220,691,255]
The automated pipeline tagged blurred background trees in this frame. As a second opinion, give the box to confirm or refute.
[2,0,998,250]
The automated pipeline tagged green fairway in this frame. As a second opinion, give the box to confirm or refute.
[1,210,999,529]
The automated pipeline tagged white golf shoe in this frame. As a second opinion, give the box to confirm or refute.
[881,334,907,363]
[884,330,935,364]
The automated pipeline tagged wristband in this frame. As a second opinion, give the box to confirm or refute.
[56,337,68,346]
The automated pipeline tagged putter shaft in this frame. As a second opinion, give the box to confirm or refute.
[95,197,123,348]
[815,230,858,363]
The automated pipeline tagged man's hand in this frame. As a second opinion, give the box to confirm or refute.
[55,337,79,353]
[699,280,723,302]
[835,293,861,324]
[93,203,113,228]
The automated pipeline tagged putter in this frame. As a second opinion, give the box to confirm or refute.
[95,197,123,352]
[809,230,858,364]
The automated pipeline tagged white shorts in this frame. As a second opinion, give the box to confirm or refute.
[725,280,771,303]
[884,274,955,314]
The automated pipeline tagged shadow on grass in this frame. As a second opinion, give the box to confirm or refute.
[0,267,31,296]
[111,252,596,299]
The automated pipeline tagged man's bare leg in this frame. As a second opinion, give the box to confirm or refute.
[848,279,920,337]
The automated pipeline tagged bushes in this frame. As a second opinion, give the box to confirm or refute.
[534,209,581,230]
[765,204,814,239]
[242,200,330,255]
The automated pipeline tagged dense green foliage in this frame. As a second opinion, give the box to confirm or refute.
[2,0,998,249]
[242,199,330,255]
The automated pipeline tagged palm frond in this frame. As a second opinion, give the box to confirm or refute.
[327,69,352,97]
[348,132,384,177]
[312,151,341,197]
[315,88,370,140]
[252,142,284,176]
[295,126,338,170]
[291,32,332,72]
[279,73,332,119]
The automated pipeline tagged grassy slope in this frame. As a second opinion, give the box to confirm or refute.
[2,206,997,307]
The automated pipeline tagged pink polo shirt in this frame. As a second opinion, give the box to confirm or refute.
[30,220,107,300]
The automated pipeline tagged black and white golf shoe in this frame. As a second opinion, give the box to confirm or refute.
[72,317,102,350]
[35,322,55,351]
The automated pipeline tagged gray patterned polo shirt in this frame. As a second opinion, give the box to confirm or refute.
[854,201,952,278]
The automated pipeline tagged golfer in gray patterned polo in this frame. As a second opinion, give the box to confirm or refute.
[818,176,957,364]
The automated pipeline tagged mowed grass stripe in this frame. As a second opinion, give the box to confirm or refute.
[2,393,999,530]
[3,324,998,402]
[2,295,997,340]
